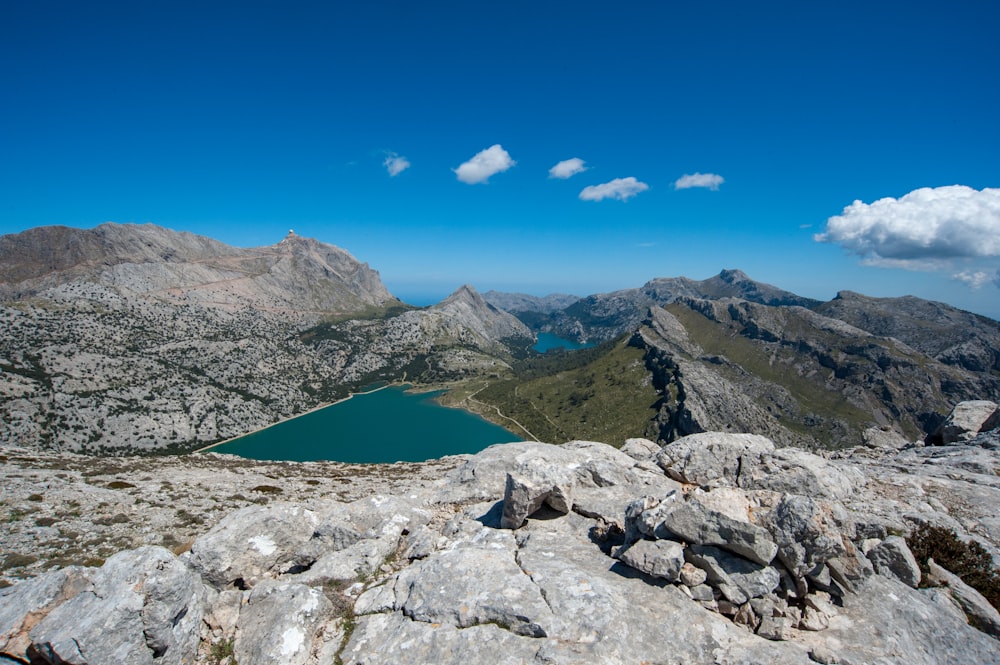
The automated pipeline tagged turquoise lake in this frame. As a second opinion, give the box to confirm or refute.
[207,386,517,463]
[533,332,594,353]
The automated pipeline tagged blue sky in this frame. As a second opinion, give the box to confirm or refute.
[2,1,999,317]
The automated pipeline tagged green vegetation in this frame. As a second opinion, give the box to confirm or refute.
[442,336,660,445]
[209,637,237,664]
[665,304,882,447]
[298,302,419,342]
[908,523,1000,611]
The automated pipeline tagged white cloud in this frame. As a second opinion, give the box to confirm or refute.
[453,144,515,184]
[674,172,724,190]
[814,186,1000,264]
[579,177,649,202]
[383,153,411,177]
[549,158,588,179]
[952,270,994,289]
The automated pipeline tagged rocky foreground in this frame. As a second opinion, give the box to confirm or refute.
[2,401,1000,664]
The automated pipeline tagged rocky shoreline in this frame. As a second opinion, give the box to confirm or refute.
[2,401,1000,664]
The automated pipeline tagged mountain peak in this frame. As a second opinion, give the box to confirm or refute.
[441,284,483,305]
[717,268,750,283]
[0,222,396,314]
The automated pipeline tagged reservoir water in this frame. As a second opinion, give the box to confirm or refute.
[533,332,594,353]
[207,385,517,463]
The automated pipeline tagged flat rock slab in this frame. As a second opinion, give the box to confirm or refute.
[26,547,205,665]
[661,498,778,566]
[188,503,318,589]
[235,580,333,665]
[656,432,775,487]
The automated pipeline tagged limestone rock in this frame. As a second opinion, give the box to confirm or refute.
[614,539,685,581]
[341,612,542,665]
[27,547,205,665]
[234,581,333,665]
[188,503,318,589]
[926,558,1000,638]
[937,400,1000,444]
[825,541,874,594]
[747,448,864,501]
[500,467,574,529]
[867,535,921,588]
[764,495,846,579]
[5,435,1000,664]
[863,426,910,450]
[620,437,661,460]
[391,545,552,637]
[0,567,92,660]
[661,498,778,565]
[684,545,781,604]
[623,491,682,542]
[680,561,708,587]
[656,431,775,487]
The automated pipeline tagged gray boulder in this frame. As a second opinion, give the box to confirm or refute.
[826,540,874,594]
[614,539,685,581]
[188,503,318,589]
[27,547,205,665]
[764,495,846,579]
[234,580,333,665]
[656,431,775,487]
[937,400,1000,444]
[620,437,661,460]
[624,492,682,542]
[500,466,574,529]
[747,448,864,501]
[290,494,434,584]
[660,498,778,565]
[341,612,543,665]
[867,535,921,588]
[391,545,553,637]
[0,566,92,661]
[863,426,910,450]
[685,544,781,604]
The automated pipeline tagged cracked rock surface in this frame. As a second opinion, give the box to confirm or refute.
[3,416,1000,664]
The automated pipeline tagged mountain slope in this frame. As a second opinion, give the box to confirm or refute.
[631,299,996,447]
[300,284,534,386]
[0,225,524,453]
[0,223,397,315]
[534,269,821,342]
[816,290,1000,374]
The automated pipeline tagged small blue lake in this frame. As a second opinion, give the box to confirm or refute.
[206,386,517,463]
[533,332,594,353]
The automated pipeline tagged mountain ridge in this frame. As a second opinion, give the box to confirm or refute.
[0,223,397,315]
[1,221,998,454]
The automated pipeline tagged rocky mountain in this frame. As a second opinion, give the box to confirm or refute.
[482,290,581,314]
[527,269,821,343]
[477,270,999,449]
[0,223,396,315]
[4,221,1000,455]
[299,284,534,387]
[422,284,534,349]
[631,300,999,447]
[816,290,1000,374]
[0,225,530,453]
[2,401,1000,664]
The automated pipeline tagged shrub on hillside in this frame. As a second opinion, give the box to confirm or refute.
[907,522,1000,610]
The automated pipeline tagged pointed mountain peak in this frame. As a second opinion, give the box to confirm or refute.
[441,284,483,305]
[718,268,750,283]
